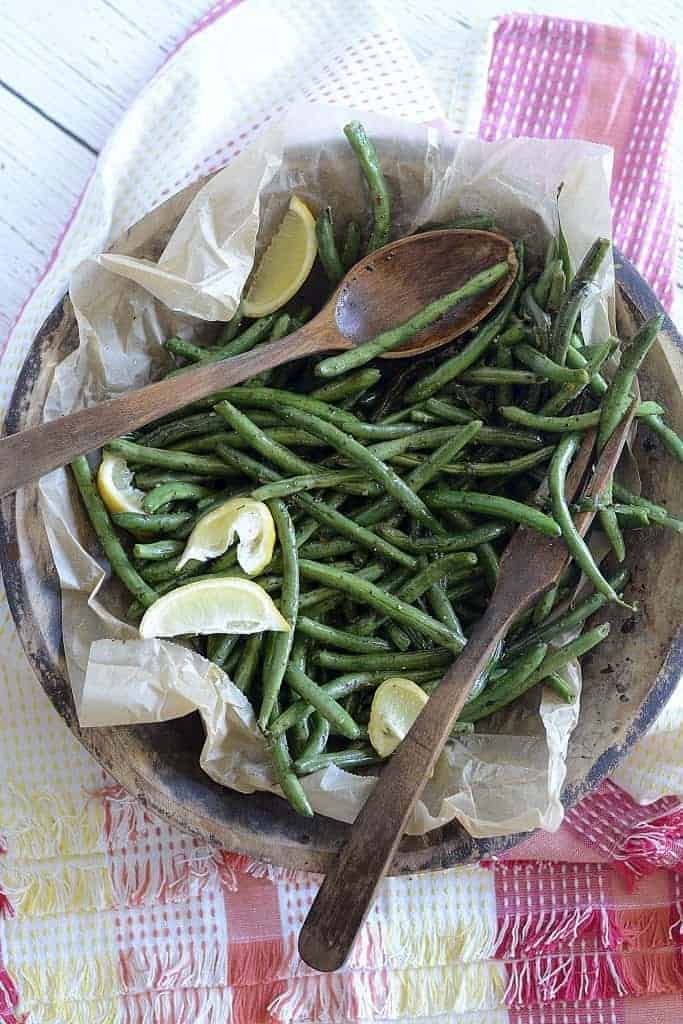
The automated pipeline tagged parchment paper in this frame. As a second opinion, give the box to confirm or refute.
[39,104,615,837]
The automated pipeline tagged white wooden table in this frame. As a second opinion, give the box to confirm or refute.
[1,0,682,341]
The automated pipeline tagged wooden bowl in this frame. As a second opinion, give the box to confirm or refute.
[2,174,682,875]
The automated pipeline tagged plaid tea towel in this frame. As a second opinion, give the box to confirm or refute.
[1,5,682,1022]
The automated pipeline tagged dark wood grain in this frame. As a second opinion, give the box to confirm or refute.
[0,229,515,498]
[299,415,636,972]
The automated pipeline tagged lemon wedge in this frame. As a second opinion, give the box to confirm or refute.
[96,451,145,514]
[241,195,317,317]
[139,577,289,639]
[368,677,429,758]
[177,498,275,575]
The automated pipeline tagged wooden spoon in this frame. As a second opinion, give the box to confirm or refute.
[0,229,515,497]
[298,400,638,973]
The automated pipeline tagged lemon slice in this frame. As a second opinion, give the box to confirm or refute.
[139,577,289,639]
[241,195,317,317]
[96,451,145,514]
[368,677,429,758]
[177,498,275,574]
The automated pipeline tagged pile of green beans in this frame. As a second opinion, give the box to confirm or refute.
[70,120,683,819]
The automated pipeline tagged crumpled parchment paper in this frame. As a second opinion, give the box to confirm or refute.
[39,104,615,837]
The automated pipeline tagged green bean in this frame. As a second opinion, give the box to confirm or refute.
[251,470,374,502]
[313,648,452,673]
[267,725,313,817]
[344,120,391,252]
[294,745,382,775]
[269,672,383,736]
[598,314,664,451]
[356,422,484,529]
[395,446,556,479]
[566,336,609,395]
[142,482,214,514]
[206,634,238,668]
[533,259,561,307]
[405,241,524,402]
[496,342,514,407]
[134,470,208,489]
[546,263,566,313]
[216,303,244,345]
[341,219,362,269]
[459,643,548,722]
[214,401,315,476]
[641,413,683,464]
[613,505,653,528]
[285,665,360,739]
[70,456,158,608]
[532,584,559,626]
[296,713,330,762]
[178,428,324,453]
[500,402,663,432]
[165,336,205,362]
[298,539,356,561]
[291,714,310,758]
[405,414,543,452]
[300,559,465,650]
[112,511,192,536]
[599,478,626,563]
[224,445,414,567]
[530,623,611,686]
[277,406,442,532]
[316,206,345,284]
[310,368,381,403]
[541,337,615,415]
[213,386,419,441]
[549,238,610,364]
[132,539,185,561]
[398,552,478,604]
[106,439,228,476]
[138,555,203,584]
[258,500,299,730]
[612,483,683,533]
[296,616,390,653]
[269,313,293,341]
[317,263,510,378]
[384,522,508,554]
[513,344,589,384]
[428,582,465,641]
[232,634,262,694]
[545,672,575,703]
[202,314,276,363]
[459,368,545,386]
[549,434,626,606]
[426,489,561,537]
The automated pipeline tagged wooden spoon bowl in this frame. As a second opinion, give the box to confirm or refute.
[336,229,516,357]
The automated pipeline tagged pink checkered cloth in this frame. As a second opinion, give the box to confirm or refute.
[2,11,683,1024]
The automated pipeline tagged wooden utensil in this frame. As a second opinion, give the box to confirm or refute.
[298,401,638,973]
[0,229,515,498]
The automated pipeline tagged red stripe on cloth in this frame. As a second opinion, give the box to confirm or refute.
[0,969,22,1024]
[481,13,681,310]
[564,780,683,883]
[223,872,288,1023]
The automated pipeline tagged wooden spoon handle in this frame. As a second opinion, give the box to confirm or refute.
[298,604,515,973]
[0,326,324,497]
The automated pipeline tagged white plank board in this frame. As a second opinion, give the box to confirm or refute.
[0,86,94,339]
[0,0,681,340]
